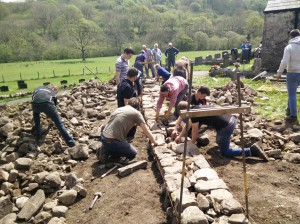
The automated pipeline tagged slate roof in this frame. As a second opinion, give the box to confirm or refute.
[264,0,300,13]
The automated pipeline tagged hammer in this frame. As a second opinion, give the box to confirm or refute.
[100,163,122,179]
[89,192,102,210]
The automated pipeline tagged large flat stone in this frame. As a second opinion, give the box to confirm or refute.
[117,160,147,177]
[171,188,198,212]
[195,179,228,193]
[181,206,208,224]
[163,161,183,175]
[0,213,16,224]
[0,195,13,219]
[221,198,243,215]
[228,213,249,223]
[165,173,191,193]
[17,189,45,221]
[194,155,211,169]
[193,168,219,181]
[210,189,233,202]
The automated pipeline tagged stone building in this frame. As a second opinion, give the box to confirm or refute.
[261,0,300,71]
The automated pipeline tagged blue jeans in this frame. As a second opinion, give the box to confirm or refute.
[32,103,74,145]
[101,135,137,159]
[216,116,251,157]
[286,73,300,117]
[134,62,144,78]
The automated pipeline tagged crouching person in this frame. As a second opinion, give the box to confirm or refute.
[98,97,158,163]
[176,101,269,161]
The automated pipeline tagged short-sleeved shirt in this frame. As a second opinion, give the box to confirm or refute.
[102,105,145,141]
[115,55,129,81]
[32,86,56,105]
[117,79,136,107]
[191,114,231,131]
[135,53,146,63]
[157,67,171,80]
[144,48,153,61]
[190,94,207,106]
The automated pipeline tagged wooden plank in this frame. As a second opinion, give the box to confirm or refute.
[180,105,251,118]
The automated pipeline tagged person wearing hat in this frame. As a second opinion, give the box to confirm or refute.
[165,42,179,72]
[31,84,75,147]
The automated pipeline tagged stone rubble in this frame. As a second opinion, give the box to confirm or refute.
[0,78,299,223]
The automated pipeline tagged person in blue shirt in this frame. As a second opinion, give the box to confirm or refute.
[134,50,147,80]
[154,64,171,84]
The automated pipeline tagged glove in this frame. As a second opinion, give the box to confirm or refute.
[155,113,160,121]
[164,111,169,120]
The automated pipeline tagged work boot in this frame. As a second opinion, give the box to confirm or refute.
[285,116,299,125]
[67,141,76,147]
[97,145,108,164]
[250,143,269,162]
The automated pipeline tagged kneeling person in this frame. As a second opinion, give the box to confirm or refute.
[99,98,158,163]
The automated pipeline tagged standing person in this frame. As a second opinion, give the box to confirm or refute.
[98,98,159,163]
[31,84,75,147]
[277,29,300,124]
[171,86,210,139]
[154,64,171,84]
[114,48,135,85]
[156,76,188,120]
[246,41,252,62]
[152,43,162,65]
[134,50,147,80]
[241,41,248,63]
[165,42,179,72]
[175,101,269,161]
[142,45,155,78]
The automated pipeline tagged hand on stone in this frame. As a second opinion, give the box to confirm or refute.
[175,136,181,144]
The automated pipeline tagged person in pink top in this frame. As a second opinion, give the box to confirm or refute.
[156,75,188,120]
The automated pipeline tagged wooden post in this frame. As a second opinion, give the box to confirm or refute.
[68,69,70,76]
[2,74,4,82]
[83,68,85,75]
[53,70,55,77]
[20,73,22,80]
[109,66,111,73]
[96,67,98,73]
[37,72,40,79]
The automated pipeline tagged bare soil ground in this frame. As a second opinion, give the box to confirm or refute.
[65,102,300,224]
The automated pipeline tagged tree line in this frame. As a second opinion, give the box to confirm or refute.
[0,0,267,62]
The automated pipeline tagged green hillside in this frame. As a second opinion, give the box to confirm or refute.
[0,0,267,63]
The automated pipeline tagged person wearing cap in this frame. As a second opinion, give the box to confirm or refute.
[154,64,171,84]
[31,84,75,147]
[165,42,179,72]
[174,101,269,161]
[114,48,135,85]
[152,43,162,65]
[156,75,188,120]
[277,29,300,125]
[98,97,159,163]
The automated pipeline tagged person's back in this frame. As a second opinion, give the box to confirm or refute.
[191,114,231,131]
[32,86,56,104]
[103,106,144,141]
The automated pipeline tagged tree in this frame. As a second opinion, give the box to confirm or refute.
[67,19,103,61]
[32,2,58,35]
[61,5,83,25]
[0,3,10,20]
[244,11,264,37]
[194,31,209,50]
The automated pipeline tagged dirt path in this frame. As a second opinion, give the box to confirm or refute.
[201,131,300,224]
[66,102,167,224]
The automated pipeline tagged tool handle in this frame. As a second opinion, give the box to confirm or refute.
[101,165,118,179]
[89,196,98,210]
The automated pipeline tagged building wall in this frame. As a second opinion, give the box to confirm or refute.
[261,11,295,71]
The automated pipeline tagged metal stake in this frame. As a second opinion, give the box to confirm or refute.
[237,72,249,218]
[178,62,194,223]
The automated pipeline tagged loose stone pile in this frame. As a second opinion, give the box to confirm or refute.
[142,79,300,224]
[0,78,300,223]
[0,80,117,223]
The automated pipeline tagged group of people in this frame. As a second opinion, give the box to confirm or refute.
[36,35,300,164]
[241,40,252,63]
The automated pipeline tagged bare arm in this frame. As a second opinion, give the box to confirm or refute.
[140,123,157,145]
[114,71,121,85]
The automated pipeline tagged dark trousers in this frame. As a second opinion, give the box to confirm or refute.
[167,58,175,72]
[32,102,74,145]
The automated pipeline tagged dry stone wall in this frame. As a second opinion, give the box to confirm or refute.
[142,80,249,224]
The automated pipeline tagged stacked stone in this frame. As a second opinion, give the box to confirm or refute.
[142,80,249,224]
[0,79,117,223]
